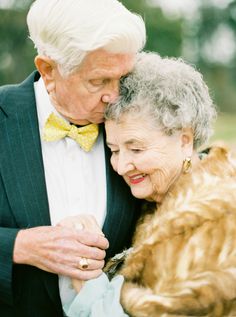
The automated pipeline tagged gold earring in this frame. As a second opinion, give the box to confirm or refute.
[183,157,192,173]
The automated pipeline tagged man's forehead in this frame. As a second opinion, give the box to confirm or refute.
[80,50,135,76]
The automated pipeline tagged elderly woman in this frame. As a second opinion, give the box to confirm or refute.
[64,52,236,317]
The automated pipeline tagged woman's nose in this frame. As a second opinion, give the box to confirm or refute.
[116,155,133,176]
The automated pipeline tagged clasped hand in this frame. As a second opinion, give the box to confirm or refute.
[13,214,108,289]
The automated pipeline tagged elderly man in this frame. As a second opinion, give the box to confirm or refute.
[0,0,146,316]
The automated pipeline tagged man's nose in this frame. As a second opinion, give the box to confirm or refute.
[108,90,119,104]
[102,81,119,104]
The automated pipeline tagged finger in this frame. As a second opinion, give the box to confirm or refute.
[74,243,106,261]
[74,222,84,231]
[73,268,103,281]
[37,256,104,281]
[57,214,104,236]
[72,279,84,293]
[83,215,104,236]
[75,258,105,271]
[50,260,104,280]
[47,237,107,262]
[76,229,109,250]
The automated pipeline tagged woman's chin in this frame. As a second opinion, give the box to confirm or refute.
[131,190,149,200]
[130,189,158,203]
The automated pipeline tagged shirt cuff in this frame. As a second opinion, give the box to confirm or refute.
[64,273,128,317]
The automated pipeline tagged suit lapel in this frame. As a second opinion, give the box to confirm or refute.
[0,72,50,227]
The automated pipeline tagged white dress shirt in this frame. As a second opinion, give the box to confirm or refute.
[34,77,107,309]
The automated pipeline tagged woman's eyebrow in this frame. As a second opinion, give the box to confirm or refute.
[106,141,116,147]
[125,139,144,146]
[106,139,144,147]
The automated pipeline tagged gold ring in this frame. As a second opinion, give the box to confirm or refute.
[79,258,89,270]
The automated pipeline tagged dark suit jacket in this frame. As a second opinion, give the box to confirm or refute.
[0,72,141,317]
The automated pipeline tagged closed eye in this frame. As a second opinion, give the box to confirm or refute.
[90,79,109,86]
[111,150,119,154]
[131,148,142,153]
[86,78,109,93]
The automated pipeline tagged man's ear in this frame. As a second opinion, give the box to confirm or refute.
[181,127,194,157]
[34,55,56,93]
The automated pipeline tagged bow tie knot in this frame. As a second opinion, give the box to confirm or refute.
[68,124,81,140]
[43,113,99,152]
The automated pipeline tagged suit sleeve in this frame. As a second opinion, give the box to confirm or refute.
[0,227,20,304]
[0,170,21,304]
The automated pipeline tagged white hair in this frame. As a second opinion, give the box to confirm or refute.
[105,52,217,149]
[27,0,146,76]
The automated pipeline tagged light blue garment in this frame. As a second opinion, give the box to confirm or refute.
[64,273,129,317]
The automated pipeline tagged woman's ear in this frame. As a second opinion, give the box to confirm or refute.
[34,55,56,93]
[181,128,194,157]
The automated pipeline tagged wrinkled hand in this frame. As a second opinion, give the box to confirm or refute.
[58,214,105,291]
[13,223,109,281]
[58,214,103,236]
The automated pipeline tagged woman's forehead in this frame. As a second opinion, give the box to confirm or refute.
[105,117,167,145]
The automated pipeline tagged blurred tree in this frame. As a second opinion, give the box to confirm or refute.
[0,8,35,84]
[0,0,183,85]
[122,0,182,56]
[0,0,235,114]
[182,0,236,112]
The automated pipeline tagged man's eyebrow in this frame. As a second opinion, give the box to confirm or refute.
[91,69,124,78]
[89,71,108,78]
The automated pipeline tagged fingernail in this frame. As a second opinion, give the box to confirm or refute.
[75,223,84,231]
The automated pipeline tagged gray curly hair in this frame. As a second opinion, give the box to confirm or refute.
[105,52,217,148]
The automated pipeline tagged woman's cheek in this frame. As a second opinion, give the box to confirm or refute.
[110,156,118,172]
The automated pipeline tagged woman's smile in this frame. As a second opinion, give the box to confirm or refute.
[128,174,146,185]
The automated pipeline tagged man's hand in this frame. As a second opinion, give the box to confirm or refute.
[57,214,105,291]
[58,214,103,236]
[13,224,109,280]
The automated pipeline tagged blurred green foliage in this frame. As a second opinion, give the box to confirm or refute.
[0,8,35,84]
[212,113,236,142]
[0,0,236,117]
[121,0,183,56]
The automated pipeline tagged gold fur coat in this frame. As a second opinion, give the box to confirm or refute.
[119,145,236,317]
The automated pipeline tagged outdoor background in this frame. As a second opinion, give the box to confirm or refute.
[0,0,235,147]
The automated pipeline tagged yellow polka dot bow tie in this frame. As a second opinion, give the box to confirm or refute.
[42,113,99,152]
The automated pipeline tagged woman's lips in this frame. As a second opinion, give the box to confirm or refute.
[128,174,146,185]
